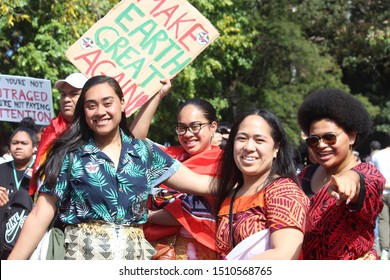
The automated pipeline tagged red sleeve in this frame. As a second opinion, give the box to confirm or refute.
[28,115,68,195]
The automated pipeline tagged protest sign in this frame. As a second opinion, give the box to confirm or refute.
[0,74,54,125]
[66,0,219,117]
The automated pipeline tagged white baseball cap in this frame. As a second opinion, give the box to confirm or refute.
[54,73,88,89]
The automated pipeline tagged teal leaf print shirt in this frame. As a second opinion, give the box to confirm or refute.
[40,130,181,225]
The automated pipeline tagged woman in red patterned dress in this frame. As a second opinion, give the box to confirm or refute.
[297,88,385,259]
[214,109,310,259]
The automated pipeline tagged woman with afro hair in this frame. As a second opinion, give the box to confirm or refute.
[297,88,385,260]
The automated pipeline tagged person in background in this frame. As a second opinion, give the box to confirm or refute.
[212,121,231,149]
[28,73,88,198]
[19,117,45,155]
[0,123,37,259]
[8,75,215,260]
[130,87,222,259]
[297,88,385,259]
[365,140,381,163]
[35,125,45,147]
[20,117,43,141]
[353,150,361,163]
[367,139,383,256]
[0,125,37,202]
[370,135,390,260]
[213,108,309,259]
[0,145,12,165]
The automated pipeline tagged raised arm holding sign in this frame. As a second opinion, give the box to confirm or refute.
[66,0,219,117]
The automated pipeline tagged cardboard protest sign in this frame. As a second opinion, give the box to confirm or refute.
[0,74,54,125]
[66,0,219,117]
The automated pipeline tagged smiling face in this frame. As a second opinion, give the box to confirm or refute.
[308,118,356,170]
[177,104,217,156]
[233,115,279,183]
[84,82,125,142]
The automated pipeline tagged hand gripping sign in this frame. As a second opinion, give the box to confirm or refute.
[66,0,219,117]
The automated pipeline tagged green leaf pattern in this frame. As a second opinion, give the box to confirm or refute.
[105,188,119,206]
[71,155,85,180]
[40,131,178,225]
[91,203,114,223]
[87,169,108,192]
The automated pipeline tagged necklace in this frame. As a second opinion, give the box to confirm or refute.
[11,161,33,190]
[322,169,333,183]
[323,175,329,183]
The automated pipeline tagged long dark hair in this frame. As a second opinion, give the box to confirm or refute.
[214,108,299,221]
[38,75,133,189]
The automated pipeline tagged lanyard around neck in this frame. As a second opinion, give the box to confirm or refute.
[229,186,240,248]
[11,160,33,190]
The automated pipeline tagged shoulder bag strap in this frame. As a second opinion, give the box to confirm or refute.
[229,187,240,248]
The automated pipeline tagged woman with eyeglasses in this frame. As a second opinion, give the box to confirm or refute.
[130,88,222,259]
[297,88,385,259]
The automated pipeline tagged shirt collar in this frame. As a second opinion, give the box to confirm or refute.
[80,129,140,158]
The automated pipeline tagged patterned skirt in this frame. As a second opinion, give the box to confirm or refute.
[64,221,156,260]
[151,235,220,260]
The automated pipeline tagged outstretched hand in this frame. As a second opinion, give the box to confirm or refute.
[327,170,360,205]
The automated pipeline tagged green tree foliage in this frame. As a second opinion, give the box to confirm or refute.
[0,0,117,112]
[1,0,388,149]
[297,0,389,129]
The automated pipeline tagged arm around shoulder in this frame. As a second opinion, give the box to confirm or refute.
[163,164,215,196]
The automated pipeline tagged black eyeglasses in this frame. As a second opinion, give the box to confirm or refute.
[175,122,210,136]
[305,131,344,148]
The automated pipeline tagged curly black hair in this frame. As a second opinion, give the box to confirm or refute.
[297,88,372,148]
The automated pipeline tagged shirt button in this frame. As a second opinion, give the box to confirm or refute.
[117,218,123,222]
[118,188,123,192]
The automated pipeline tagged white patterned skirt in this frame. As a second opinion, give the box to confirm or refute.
[64,221,156,260]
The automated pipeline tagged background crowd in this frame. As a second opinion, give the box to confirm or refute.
[0,0,389,265]
[0,71,388,261]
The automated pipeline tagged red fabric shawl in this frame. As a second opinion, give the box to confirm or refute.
[144,145,222,251]
[29,114,69,196]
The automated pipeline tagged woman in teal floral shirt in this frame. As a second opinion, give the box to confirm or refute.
[8,75,213,260]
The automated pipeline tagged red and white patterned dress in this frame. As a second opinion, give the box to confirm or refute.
[217,178,310,258]
[299,163,385,259]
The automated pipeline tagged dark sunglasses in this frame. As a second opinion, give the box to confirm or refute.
[305,132,344,148]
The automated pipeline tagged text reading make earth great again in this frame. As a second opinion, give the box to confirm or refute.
[67,0,219,117]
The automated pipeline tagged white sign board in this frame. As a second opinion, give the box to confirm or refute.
[66,0,219,117]
[0,74,54,125]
